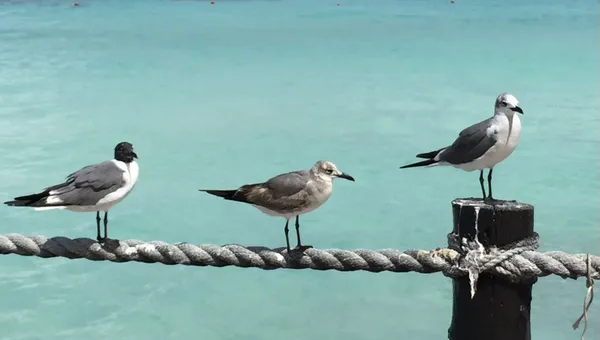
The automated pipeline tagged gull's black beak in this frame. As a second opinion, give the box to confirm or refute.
[132,152,138,159]
[337,173,355,181]
[511,106,524,114]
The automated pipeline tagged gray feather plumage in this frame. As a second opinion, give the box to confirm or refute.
[437,118,497,164]
[232,171,310,212]
[47,161,126,206]
[263,171,310,198]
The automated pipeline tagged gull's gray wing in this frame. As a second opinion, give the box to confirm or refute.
[263,170,310,198]
[239,170,311,212]
[45,161,126,206]
[438,118,497,165]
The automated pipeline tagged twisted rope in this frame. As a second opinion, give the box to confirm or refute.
[447,233,542,296]
[0,233,598,283]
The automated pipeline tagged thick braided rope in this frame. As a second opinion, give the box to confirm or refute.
[448,233,542,296]
[0,233,598,282]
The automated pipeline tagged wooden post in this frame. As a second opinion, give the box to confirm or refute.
[447,198,535,340]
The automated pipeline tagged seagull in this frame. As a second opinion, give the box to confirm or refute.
[400,93,524,200]
[199,160,355,252]
[4,142,139,243]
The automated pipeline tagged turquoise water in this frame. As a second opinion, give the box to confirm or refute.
[0,0,598,339]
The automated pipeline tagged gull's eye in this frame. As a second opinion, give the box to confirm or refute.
[327,169,334,174]
[501,101,508,107]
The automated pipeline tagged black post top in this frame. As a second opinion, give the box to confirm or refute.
[451,198,534,248]
[452,198,534,211]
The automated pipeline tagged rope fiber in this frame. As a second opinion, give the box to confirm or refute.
[1,233,598,283]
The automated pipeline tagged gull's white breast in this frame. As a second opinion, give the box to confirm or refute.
[299,179,333,214]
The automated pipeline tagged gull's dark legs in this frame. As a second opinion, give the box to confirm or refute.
[294,215,313,251]
[284,219,291,252]
[487,168,494,200]
[103,211,109,241]
[479,170,486,199]
[95,212,102,243]
[295,216,302,247]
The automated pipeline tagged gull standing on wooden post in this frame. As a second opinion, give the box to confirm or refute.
[4,142,139,243]
[400,93,524,200]
[199,160,355,252]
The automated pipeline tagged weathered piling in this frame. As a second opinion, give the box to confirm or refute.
[448,198,535,340]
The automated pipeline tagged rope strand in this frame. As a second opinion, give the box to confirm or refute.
[1,233,598,283]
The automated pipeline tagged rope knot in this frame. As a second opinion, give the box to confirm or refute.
[448,232,540,298]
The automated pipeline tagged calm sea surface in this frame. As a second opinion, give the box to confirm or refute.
[0,0,598,339]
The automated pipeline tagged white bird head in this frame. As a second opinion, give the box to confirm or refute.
[494,93,524,117]
[311,161,355,182]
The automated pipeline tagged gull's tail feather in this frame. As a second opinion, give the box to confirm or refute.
[5,180,73,207]
[5,191,50,207]
[5,186,70,208]
[400,147,445,169]
[4,199,31,207]
[416,148,443,159]
[200,189,237,199]
[400,159,438,169]
[199,189,250,204]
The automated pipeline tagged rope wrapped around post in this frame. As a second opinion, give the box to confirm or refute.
[0,233,598,283]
